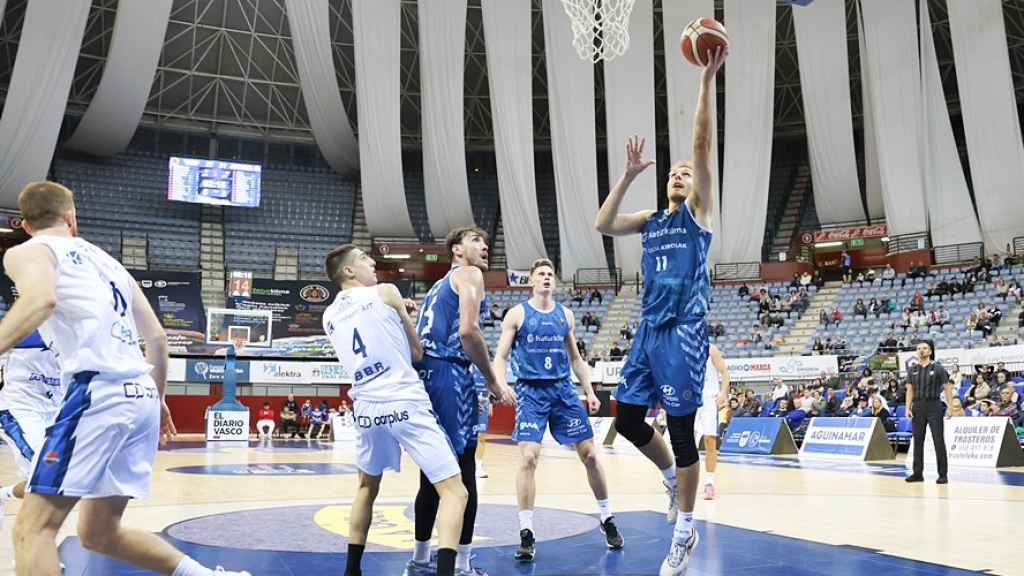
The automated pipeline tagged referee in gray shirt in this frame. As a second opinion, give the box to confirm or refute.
[904,339,953,484]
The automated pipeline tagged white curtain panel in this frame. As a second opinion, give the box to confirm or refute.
[542,0,609,276]
[65,0,172,156]
[792,0,864,224]
[919,0,981,246]
[947,0,1024,252]
[351,0,414,236]
[856,11,884,220]
[662,0,721,263]
[719,0,775,262]
[480,0,547,268]
[0,1,7,26]
[419,0,476,238]
[0,0,91,207]
[286,0,359,175]
[604,0,656,277]
[857,0,927,236]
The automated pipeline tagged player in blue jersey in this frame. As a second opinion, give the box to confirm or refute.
[407,226,515,576]
[594,46,727,576]
[493,258,622,562]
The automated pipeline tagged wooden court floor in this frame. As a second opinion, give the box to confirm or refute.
[0,433,1021,576]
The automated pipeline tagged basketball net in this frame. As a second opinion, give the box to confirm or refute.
[560,0,636,63]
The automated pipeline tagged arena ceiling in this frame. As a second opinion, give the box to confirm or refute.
[2,0,1024,148]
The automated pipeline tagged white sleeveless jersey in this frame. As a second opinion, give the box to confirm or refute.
[703,356,721,401]
[25,236,151,383]
[323,286,428,403]
[0,345,63,414]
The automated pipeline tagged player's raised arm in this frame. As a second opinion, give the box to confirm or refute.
[595,136,656,237]
[493,304,522,392]
[564,308,600,414]
[453,266,514,404]
[377,283,423,363]
[0,245,58,355]
[689,46,727,228]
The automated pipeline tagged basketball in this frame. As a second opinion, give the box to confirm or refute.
[680,17,729,67]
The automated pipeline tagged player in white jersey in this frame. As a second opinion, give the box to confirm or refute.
[0,331,62,524]
[0,182,246,576]
[322,244,467,576]
[694,345,729,500]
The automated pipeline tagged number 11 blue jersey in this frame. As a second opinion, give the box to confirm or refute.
[640,206,712,327]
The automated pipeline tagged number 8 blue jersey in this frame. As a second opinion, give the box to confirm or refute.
[640,206,712,327]
[512,302,571,381]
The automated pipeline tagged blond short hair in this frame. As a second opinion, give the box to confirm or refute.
[18,181,75,230]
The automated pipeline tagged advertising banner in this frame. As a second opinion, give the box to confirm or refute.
[898,344,1024,375]
[228,279,339,358]
[185,359,251,383]
[506,269,531,287]
[720,417,798,455]
[800,224,888,244]
[907,417,1024,468]
[205,409,250,441]
[592,355,837,384]
[800,417,894,461]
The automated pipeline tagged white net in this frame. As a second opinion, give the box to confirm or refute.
[560,0,637,63]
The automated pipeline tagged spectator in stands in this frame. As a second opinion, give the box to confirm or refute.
[882,264,896,287]
[994,371,1018,404]
[995,386,1019,421]
[742,389,762,417]
[771,378,791,401]
[280,400,299,439]
[948,397,966,418]
[992,254,1004,270]
[728,397,745,418]
[770,398,791,418]
[986,303,1003,327]
[750,325,764,345]
[486,304,502,327]
[819,308,830,327]
[897,334,913,352]
[609,342,624,361]
[300,399,313,432]
[883,379,901,407]
[995,362,1011,382]
[912,310,929,331]
[835,393,856,417]
[995,277,1009,300]
[858,368,875,391]
[588,288,603,305]
[853,397,871,417]
[789,273,801,289]
[841,269,853,285]
[797,390,816,415]
[800,271,813,287]
[758,293,771,315]
[812,337,824,354]
[576,339,587,360]
[620,323,634,341]
[794,289,810,314]
[937,306,950,327]
[824,388,841,415]
[256,401,276,440]
[868,298,881,318]
[738,284,749,298]
[965,374,991,408]
[812,270,825,289]
[853,299,868,319]
[866,268,877,283]
[841,250,852,273]
[879,333,898,354]
[824,337,834,352]
[708,321,725,339]
[572,289,584,306]
[900,308,913,331]
[911,291,924,312]
[855,271,866,287]
[871,397,894,431]
[885,297,897,314]
[283,393,298,416]
[831,305,843,326]
[1008,280,1022,304]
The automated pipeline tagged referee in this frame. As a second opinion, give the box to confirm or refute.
[904,339,953,484]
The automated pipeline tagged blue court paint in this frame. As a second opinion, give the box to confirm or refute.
[167,463,358,476]
[717,453,1024,487]
[59,509,988,575]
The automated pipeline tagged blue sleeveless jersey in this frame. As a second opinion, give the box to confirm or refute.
[512,302,571,381]
[640,206,712,327]
[417,267,488,364]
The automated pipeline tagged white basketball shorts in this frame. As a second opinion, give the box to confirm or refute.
[353,399,460,483]
[696,398,719,438]
[27,371,160,499]
[0,407,54,479]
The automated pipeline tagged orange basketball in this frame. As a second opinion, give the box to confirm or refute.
[680,17,729,67]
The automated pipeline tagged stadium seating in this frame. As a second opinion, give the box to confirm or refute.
[52,154,201,267]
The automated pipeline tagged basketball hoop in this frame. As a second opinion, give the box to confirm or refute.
[560,0,636,63]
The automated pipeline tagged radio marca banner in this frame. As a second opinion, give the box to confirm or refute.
[897,344,1024,375]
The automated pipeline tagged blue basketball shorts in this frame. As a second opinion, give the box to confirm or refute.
[616,319,708,417]
[513,378,593,445]
[415,356,477,454]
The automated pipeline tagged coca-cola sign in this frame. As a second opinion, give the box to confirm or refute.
[802,224,887,244]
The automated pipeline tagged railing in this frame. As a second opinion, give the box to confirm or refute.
[1013,236,1024,255]
[932,241,984,265]
[886,232,930,255]
[713,262,760,281]
[573,267,623,293]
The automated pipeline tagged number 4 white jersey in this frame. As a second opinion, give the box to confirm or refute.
[23,236,151,384]
[323,286,428,404]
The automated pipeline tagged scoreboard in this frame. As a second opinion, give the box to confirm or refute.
[168,157,261,208]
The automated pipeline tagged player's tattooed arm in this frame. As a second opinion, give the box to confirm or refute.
[377,283,423,362]
[0,244,57,355]
[595,135,656,237]
[493,305,523,394]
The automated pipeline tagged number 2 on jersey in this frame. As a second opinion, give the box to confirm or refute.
[352,328,367,358]
[654,255,669,272]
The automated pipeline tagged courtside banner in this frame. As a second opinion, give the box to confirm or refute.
[907,417,1024,468]
[591,356,837,383]
[206,409,250,441]
[720,417,797,455]
[898,344,1024,375]
[800,417,894,461]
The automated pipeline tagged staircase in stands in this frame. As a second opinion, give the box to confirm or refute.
[777,281,839,356]
[590,286,640,359]
[199,205,226,312]
[490,217,507,270]
[769,163,811,258]
[351,187,372,252]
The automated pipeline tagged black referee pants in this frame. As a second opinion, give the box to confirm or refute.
[911,399,948,478]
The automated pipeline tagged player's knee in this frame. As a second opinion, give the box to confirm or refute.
[78,525,117,554]
[666,414,699,468]
[437,476,469,505]
[614,405,655,447]
[578,444,599,469]
[520,448,540,471]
